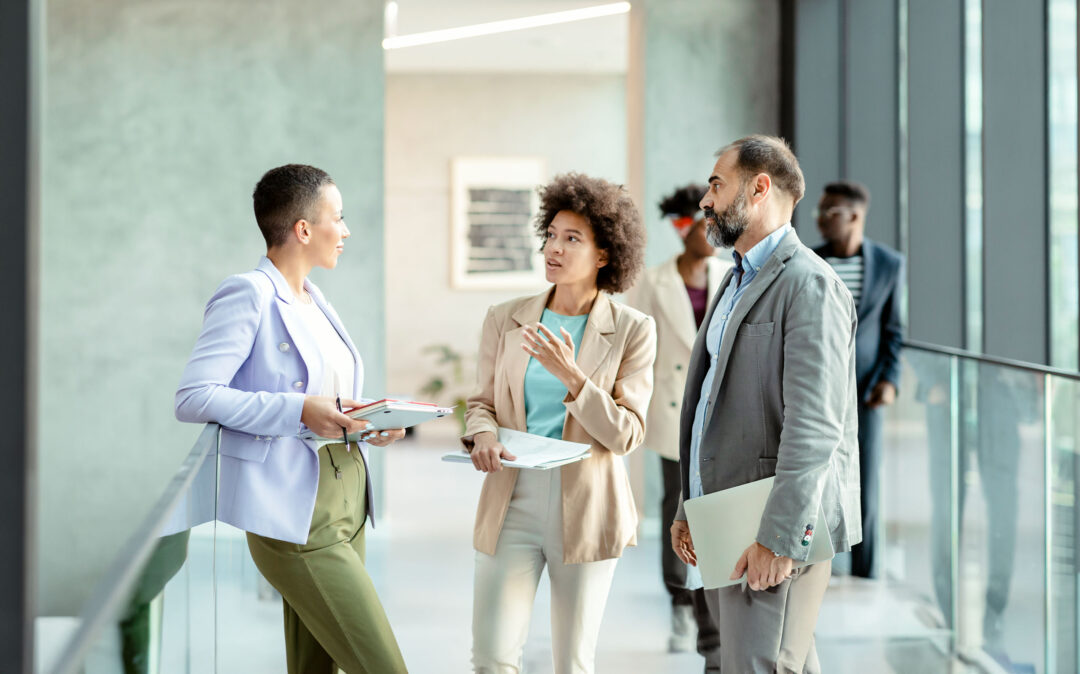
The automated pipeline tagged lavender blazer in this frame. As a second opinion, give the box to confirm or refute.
[175,256,365,544]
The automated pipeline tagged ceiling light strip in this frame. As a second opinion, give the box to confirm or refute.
[382,2,631,50]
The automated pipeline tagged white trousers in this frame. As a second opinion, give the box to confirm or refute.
[472,468,618,674]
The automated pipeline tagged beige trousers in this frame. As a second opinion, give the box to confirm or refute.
[472,468,618,674]
[703,559,832,673]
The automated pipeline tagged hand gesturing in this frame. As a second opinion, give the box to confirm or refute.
[521,323,587,398]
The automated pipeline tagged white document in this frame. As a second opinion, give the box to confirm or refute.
[683,476,834,589]
[442,427,591,470]
[299,399,454,442]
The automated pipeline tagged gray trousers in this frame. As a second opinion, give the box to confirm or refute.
[702,560,831,673]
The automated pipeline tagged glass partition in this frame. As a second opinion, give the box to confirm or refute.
[1050,375,1080,673]
[42,425,218,674]
[956,362,1045,670]
[884,346,1080,673]
[881,349,956,658]
[44,352,1080,674]
[213,522,285,671]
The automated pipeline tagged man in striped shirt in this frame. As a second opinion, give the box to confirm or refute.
[812,181,904,579]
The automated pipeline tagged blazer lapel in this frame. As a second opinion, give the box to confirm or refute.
[679,271,731,453]
[707,233,800,402]
[575,293,616,380]
[857,239,875,321]
[506,289,551,431]
[654,257,697,351]
[256,257,320,394]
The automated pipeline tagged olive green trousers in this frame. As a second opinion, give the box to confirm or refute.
[247,444,407,674]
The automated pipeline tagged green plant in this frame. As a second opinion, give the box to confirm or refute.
[418,344,471,432]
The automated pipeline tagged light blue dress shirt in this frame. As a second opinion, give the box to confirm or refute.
[524,309,589,439]
[684,224,792,589]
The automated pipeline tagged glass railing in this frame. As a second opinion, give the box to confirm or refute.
[38,421,299,674]
[38,423,219,674]
[882,341,1080,673]
[40,342,1080,673]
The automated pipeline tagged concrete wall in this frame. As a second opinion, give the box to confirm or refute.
[629,0,781,267]
[39,0,385,614]
[384,73,627,412]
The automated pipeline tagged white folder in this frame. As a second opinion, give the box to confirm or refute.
[441,427,591,470]
[683,476,834,589]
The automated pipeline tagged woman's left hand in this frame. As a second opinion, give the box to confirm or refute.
[361,428,406,447]
[521,323,587,398]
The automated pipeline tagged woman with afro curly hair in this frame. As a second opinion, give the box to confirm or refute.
[461,173,657,673]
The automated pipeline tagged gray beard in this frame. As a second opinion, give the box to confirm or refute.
[704,192,750,248]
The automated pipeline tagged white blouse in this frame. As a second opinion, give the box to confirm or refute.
[294,299,355,399]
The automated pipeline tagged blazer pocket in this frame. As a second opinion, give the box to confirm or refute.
[758,457,778,477]
[219,428,273,463]
[738,321,775,337]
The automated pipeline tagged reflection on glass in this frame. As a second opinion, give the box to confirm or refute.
[1050,376,1080,672]
[1049,0,1079,371]
[881,350,955,667]
[118,530,190,673]
[963,0,983,353]
[893,350,956,627]
[887,351,1056,670]
[955,363,1042,670]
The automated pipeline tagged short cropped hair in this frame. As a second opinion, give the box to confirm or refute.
[252,164,335,248]
[658,183,708,219]
[535,173,646,294]
[718,135,805,204]
[823,180,871,210]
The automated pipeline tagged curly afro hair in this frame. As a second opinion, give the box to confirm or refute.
[534,173,646,294]
[658,183,708,219]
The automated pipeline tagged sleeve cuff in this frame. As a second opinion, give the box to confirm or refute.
[461,420,498,451]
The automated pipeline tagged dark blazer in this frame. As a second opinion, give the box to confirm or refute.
[813,238,904,400]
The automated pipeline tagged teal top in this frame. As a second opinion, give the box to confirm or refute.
[524,309,590,440]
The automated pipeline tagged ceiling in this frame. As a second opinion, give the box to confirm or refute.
[384,0,629,73]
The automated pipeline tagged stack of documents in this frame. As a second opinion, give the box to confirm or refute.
[442,427,591,470]
[299,399,454,442]
[683,476,834,589]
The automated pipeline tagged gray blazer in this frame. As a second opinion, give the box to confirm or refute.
[675,229,862,561]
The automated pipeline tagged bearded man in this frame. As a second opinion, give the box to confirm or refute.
[669,135,862,673]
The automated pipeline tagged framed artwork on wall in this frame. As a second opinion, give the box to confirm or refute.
[450,156,547,289]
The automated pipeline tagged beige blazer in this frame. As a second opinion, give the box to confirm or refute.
[623,254,732,460]
[461,288,657,564]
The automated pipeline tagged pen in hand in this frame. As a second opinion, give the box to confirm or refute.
[335,395,351,452]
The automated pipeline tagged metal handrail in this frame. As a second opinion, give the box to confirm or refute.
[47,423,219,674]
[903,339,1080,382]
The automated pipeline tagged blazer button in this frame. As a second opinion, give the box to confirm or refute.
[293,381,304,389]
[670,401,677,408]
[279,342,290,352]
[675,364,683,370]
[254,435,261,441]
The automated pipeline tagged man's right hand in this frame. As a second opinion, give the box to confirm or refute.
[469,431,517,472]
[301,395,371,439]
[671,519,697,566]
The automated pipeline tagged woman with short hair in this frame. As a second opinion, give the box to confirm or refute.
[176,164,407,674]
